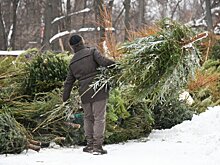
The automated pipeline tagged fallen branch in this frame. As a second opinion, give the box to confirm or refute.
[182,31,209,48]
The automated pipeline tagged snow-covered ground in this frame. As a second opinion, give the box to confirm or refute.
[0,106,219,165]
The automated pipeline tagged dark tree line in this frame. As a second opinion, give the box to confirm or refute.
[0,0,219,51]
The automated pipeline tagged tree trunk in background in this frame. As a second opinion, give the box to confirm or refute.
[42,0,53,49]
[211,0,220,8]
[157,0,168,18]
[82,0,87,28]
[107,0,114,15]
[1,0,220,50]
[64,0,71,51]
[205,0,213,31]
[73,0,82,12]
[72,0,85,37]
[171,0,182,20]
[105,1,114,39]
[94,0,98,42]
[51,0,61,50]
[42,0,61,51]
[10,0,19,50]
[138,0,145,28]
[124,0,131,41]
[66,0,71,31]
[96,0,105,43]
[0,2,7,50]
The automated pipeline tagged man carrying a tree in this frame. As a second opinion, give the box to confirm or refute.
[63,34,114,155]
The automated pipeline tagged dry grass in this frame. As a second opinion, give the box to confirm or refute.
[198,32,220,64]
[128,26,159,41]
[93,5,122,60]
[188,69,220,100]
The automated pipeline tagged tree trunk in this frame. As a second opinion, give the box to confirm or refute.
[42,0,61,50]
[138,0,145,28]
[171,0,182,20]
[205,0,213,31]
[211,0,220,8]
[106,0,114,30]
[157,0,168,18]
[124,0,131,41]
[73,0,83,12]
[63,0,71,51]
[10,0,19,50]
[82,0,87,28]
[66,0,71,31]
[42,0,53,49]
[97,0,105,43]
[51,0,61,50]
[107,0,114,15]
[0,2,7,50]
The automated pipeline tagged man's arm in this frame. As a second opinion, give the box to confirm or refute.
[63,68,76,102]
[93,48,115,67]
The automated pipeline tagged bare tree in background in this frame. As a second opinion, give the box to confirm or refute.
[73,0,83,11]
[157,0,168,18]
[0,2,7,50]
[42,0,53,49]
[205,0,213,31]
[1,0,220,51]
[124,0,131,40]
[82,0,87,28]
[94,0,105,43]
[66,0,71,31]
[51,0,61,50]
[211,0,220,28]
[170,0,182,20]
[0,0,44,50]
[138,0,145,28]
[10,0,19,49]
[42,0,61,50]
[211,0,220,8]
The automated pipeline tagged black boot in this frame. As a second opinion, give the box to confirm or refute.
[83,137,93,153]
[93,145,107,155]
[83,145,93,153]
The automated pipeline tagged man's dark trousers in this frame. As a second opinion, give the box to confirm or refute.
[82,99,107,147]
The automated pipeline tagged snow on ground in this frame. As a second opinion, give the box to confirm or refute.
[0,106,220,165]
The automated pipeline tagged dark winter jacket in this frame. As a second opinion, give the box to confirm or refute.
[63,44,115,104]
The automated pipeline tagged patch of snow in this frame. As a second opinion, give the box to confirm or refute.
[103,40,110,57]
[179,91,194,105]
[214,23,220,34]
[7,25,13,47]
[51,8,91,24]
[78,28,96,32]
[49,31,70,43]
[50,27,116,43]
[0,106,219,165]
[97,27,115,31]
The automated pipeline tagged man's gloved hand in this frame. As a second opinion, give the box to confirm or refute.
[62,101,68,106]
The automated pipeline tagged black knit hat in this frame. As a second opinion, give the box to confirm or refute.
[69,34,83,46]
